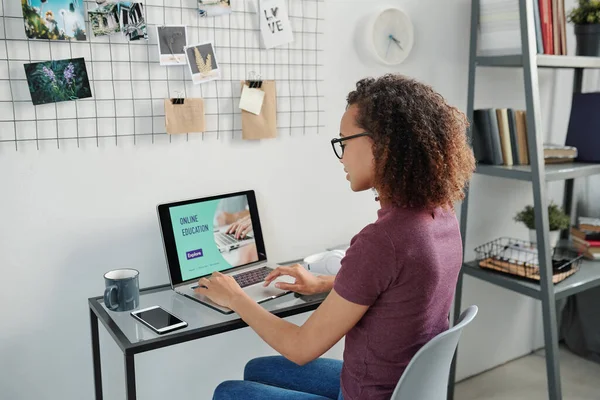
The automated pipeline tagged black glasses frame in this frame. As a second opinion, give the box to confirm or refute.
[330,132,370,159]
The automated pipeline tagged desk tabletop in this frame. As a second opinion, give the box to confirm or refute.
[89,271,327,356]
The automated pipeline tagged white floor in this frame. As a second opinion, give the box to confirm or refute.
[455,346,600,400]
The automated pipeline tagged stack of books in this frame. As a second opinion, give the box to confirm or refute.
[478,0,567,56]
[571,217,600,260]
[472,108,577,166]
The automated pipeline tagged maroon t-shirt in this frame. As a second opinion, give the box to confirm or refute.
[333,205,462,400]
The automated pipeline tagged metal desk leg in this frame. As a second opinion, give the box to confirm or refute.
[125,354,137,400]
[90,308,103,400]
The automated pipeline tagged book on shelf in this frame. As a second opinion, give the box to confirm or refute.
[515,110,529,164]
[571,219,600,259]
[578,217,600,232]
[472,108,578,166]
[496,109,514,166]
[543,143,577,163]
[477,0,567,56]
[571,237,600,260]
[507,109,520,165]
[472,109,504,165]
[571,235,600,248]
[570,226,600,241]
[565,93,600,163]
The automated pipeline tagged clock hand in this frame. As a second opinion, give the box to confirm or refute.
[386,37,392,58]
[389,34,404,50]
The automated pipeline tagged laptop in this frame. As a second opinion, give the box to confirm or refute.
[157,190,295,314]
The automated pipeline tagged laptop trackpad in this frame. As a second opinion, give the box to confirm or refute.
[245,275,295,302]
[192,275,295,314]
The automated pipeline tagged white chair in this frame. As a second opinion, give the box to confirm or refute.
[389,305,478,400]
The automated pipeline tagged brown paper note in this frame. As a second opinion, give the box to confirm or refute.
[240,80,277,140]
[164,98,206,134]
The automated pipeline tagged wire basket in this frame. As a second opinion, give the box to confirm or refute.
[474,237,583,284]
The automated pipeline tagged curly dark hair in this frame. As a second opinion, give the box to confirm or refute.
[346,74,475,210]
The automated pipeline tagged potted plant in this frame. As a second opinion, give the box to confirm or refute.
[514,203,571,248]
[568,0,600,56]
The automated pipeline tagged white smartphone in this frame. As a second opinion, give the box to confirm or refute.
[130,305,188,334]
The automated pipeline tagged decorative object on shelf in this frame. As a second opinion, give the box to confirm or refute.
[240,79,277,140]
[259,0,294,49]
[198,0,232,17]
[24,57,92,106]
[359,6,414,65]
[164,95,205,134]
[565,92,600,162]
[157,25,188,66]
[185,42,220,85]
[23,0,87,41]
[474,237,583,284]
[514,202,570,248]
[568,0,600,56]
[88,3,121,37]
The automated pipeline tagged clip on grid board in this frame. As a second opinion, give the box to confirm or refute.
[0,0,325,150]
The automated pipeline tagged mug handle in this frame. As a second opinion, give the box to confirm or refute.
[104,285,119,311]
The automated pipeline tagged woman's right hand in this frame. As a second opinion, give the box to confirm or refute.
[263,264,330,295]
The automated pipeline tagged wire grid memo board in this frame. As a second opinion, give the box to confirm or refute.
[0,0,325,151]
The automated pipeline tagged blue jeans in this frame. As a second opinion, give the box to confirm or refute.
[213,356,344,400]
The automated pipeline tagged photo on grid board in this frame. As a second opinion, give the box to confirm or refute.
[198,0,232,17]
[157,25,188,66]
[88,3,121,37]
[185,42,221,84]
[22,0,87,41]
[259,0,294,49]
[24,57,92,106]
[119,2,147,41]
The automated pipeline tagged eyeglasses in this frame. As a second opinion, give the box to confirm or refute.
[330,132,370,159]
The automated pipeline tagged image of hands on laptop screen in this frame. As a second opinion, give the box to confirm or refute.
[169,195,259,282]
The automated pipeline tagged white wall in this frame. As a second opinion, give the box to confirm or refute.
[0,0,593,399]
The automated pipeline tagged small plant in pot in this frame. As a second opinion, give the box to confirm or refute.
[514,203,570,248]
[568,0,600,56]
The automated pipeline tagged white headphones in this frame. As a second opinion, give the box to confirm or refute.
[303,250,346,275]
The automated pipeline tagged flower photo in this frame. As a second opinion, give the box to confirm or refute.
[24,57,92,105]
[185,42,221,84]
[21,0,87,41]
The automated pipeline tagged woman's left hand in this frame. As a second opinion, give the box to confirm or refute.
[194,272,247,309]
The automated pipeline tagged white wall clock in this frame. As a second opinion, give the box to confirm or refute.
[363,7,414,66]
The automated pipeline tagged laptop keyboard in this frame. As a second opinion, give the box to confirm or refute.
[190,267,273,291]
[215,231,239,246]
[233,266,273,288]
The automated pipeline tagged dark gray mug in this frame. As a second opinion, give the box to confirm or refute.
[103,269,140,312]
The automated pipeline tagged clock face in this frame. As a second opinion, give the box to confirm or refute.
[371,8,414,65]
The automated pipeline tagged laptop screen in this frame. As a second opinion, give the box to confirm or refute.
[157,190,267,285]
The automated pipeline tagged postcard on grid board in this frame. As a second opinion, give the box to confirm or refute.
[259,0,294,49]
[185,42,221,85]
[157,25,189,66]
[23,0,87,41]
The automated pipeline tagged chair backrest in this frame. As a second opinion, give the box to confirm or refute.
[389,305,478,400]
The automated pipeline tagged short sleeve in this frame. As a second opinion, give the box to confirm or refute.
[333,227,397,306]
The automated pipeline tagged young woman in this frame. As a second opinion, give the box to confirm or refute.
[197,74,476,400]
